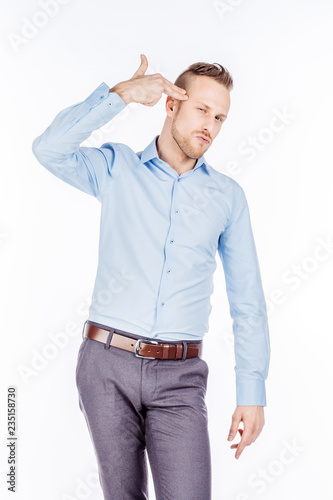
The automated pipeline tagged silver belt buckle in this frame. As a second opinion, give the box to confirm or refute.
[134,338,159,359]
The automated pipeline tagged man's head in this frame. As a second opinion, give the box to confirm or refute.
[164,62,233,160]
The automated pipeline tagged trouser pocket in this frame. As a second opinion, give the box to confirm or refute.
[75,337,90,386]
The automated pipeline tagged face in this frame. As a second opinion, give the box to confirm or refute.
[168,75,231,160]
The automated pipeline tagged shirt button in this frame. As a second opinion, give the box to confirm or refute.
[100,95,104,99]
[161,302,165,307]
[170,239,174,244]
[166,269,171,273]
[108,101,113,106]
[175,209,179,214]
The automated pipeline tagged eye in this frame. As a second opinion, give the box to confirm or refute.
[198,108,205,112]
[216,116,223,122]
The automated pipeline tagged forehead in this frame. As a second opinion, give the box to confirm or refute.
[187,75,230,114]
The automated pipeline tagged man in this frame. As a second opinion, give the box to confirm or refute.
[32,53,270,500]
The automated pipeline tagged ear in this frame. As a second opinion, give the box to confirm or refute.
[165,95,178,118]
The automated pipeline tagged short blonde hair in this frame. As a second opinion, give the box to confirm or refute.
[174,62,233,93]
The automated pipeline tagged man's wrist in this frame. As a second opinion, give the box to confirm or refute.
[109,82,132,105]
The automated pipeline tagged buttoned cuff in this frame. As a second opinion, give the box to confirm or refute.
[84,81,127,122]
[236,378,267,406]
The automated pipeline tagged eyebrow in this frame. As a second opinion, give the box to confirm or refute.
[195,101,227,118]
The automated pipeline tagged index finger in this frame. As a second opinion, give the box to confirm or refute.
[234,430,252,459]
[162,77,188,99]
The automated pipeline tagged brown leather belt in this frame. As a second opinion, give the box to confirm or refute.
[83,321,203,360]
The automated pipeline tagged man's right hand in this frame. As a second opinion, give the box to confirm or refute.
[109,54,189,107]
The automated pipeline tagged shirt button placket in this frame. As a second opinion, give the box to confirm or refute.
[154,178,179,326]
[167,179,180,281]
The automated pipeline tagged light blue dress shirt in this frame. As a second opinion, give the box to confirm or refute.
[32,82,270,406]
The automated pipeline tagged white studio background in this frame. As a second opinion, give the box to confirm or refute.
[1,1,332,499]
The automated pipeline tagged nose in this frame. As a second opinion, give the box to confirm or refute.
[201,119,214,136]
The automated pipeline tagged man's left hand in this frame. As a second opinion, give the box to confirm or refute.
[227,405,265,459]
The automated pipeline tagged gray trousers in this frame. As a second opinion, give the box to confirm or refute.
[75,321,211,500]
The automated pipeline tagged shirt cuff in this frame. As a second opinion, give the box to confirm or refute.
[236,378,267,406]
[84,81,127,122]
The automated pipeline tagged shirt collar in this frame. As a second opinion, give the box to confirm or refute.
[138,134,208,173]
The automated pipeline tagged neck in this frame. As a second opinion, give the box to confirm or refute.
[156,130,198,176]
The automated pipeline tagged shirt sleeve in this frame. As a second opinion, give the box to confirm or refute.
[32,82,127,200]
[217,182,271,406]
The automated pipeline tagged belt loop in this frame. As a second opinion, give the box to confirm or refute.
[181,341,187,361]
[104,329,115,350]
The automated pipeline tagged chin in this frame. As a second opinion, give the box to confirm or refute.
[196,142,209,153]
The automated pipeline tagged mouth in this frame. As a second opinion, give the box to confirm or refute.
[196,135,210,144]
